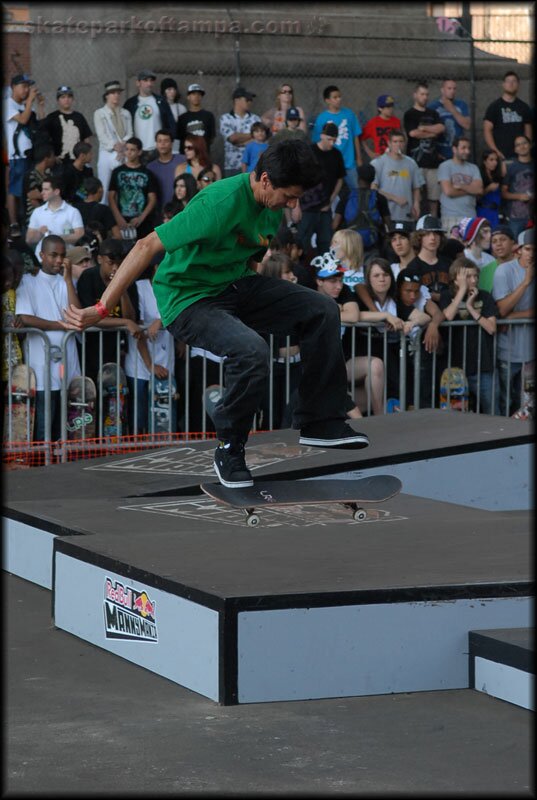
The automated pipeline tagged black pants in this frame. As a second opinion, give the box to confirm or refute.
[167,274,349,441]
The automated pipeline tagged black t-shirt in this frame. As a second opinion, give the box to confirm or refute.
[108,164,158,237]
[403,107,442,168]
[438,287,498,373]
[334,284,358,360]
[408,254,451,295]
[484,97,532,159]
[76,265,139,379]
[39,110,92,160]
[61,162,94,203]
[176,110,216,152]
[75,200,117,236]
[301,145,346,212]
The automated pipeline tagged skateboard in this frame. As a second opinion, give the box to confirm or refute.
[3,364,36,441]
[200,475,402,527]
[439,367,469,412]
[66,376,96,439]
[148,375,178,433]
[98,363,128,437]
[512,360,534,420]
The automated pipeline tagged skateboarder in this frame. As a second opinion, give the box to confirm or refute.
[62,138,370,488]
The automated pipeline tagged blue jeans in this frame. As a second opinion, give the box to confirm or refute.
[467,371,500,415]
[497,360,523,416]
[167,274,349,441]
[297,209,333,254]
[345,167,358,190]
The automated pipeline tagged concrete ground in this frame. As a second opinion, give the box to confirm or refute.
[5,573,532,796]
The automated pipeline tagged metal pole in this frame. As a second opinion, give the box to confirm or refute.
[461,2,477,158]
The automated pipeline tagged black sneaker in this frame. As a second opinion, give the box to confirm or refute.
[299,420,370,449]
[214,440,253,488]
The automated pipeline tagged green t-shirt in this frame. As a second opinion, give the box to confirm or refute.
[153,173,283,326]
[478,258,499,294]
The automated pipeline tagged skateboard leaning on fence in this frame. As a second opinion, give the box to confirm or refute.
[512,360,534,420]
[3,364,36,441]
[66,375,97,439]
[439,367,469,412]
[147,375,178,433]
[201,474,402,527]
[98,362,128,437]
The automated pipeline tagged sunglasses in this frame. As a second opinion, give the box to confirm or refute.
[280,89,292,94]
[184,145,194,150]
[201,176,213,182]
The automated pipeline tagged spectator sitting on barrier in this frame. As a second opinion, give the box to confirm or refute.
[261,83,307,135]
[241,122,270,173]
[476,148,506,229]
[174,134,221,182]
[459,216,494,270]
[196,167,217,192]
[314,251,385,417]
[438,256,499,414]
[492,227,534,416]
[479,224,517,293]
[75,177,121,239]
[124,263,176,434]
[75,237,141,386]
[61,142,94,204]
[147,129,186,214]
[408,215,451,303]
[15,235,81,440]
[2,250,24,381]
[25,175,85,263]
[168,174,198,217]
[22,141,56,229]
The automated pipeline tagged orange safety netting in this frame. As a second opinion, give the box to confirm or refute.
[2,431,218,469]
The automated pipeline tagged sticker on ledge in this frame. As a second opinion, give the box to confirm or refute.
[104,577,158,642]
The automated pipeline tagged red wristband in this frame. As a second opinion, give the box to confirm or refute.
[95,300,109,319]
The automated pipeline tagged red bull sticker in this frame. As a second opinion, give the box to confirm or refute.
[104,577,158,642]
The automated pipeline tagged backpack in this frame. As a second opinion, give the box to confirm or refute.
[344,187,382,249]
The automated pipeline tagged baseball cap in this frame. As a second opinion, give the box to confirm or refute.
[104,80,124,95]
[286,107,300,121]
[187,83,205,95]
[491,224,516,241]
[11,74,35,86]
[98,238,124,258]
[377,94,395,107]
[56,85,73,98]
[416,215,444,233]
[321,122,339,138]
[137,69,156,81]
[388,220,415,236]
[311,250,346,279]
[67,245,92,264]
[517,227,534,246]
[232,85,256,100]
[459,216,488,244]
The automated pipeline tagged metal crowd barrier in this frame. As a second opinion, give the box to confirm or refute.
[2,318,534,463]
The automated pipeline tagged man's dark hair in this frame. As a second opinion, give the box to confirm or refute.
[452,135,471,148]
[83,176,102,196]
[503,70,520,81]
[251,121,269,136]
[155,129,174,141]
[254,138,323,189]
[41,234,65,252]
[43,175,64,194]
[125,137,143,151]
[388,129,405,140]
[323,85,339,100]
[33,142,55,163]
[415,81,429,91]
[73,142,92,158]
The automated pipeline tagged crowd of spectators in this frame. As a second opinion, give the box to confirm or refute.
[2,68,534,440]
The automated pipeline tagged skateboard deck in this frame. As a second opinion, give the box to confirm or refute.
[200,475,402,526]
[4,364,36,441]
[512,360,534,420]
[98,362,128,437]
[148,375,178,433]
[66,376,96,439]
[439,367,469,412]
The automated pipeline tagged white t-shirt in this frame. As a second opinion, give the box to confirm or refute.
[463,247,495,270]
[4,95,33,160]
[342,267,364,289]
[27,201,84,261]
[15,271,81,390]
[124,279,175,380]
[133,94,160,150]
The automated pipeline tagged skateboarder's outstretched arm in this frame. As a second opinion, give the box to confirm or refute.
[61,231,164,331]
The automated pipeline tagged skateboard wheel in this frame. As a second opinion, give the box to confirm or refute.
[353,509,367,521]
[246,514,260,527]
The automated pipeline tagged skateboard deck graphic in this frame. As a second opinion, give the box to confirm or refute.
[98,363,128,437]
[148,375,178,433]
[67,376,96,439]
[439,367,469,412]
[201,475,402,526]
[4,364,36,441]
